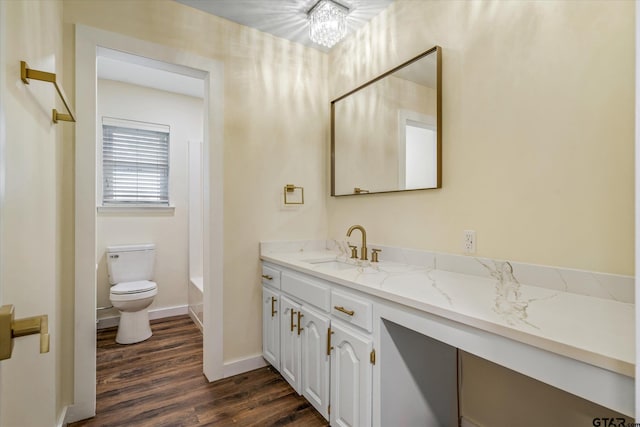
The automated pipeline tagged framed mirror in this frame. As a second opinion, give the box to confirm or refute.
[331,46,441,196]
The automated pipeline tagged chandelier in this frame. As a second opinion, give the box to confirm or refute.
[308,0,349,48]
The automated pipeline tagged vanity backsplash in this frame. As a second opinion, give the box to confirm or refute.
[260,240,633,304]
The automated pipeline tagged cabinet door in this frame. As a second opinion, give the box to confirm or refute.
[280,295,302,394]
[300,306,330,420]
[262,286,280,369]
[330,322,373,427]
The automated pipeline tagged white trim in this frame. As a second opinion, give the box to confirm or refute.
[97,205,176,214]
[188,307,204,332]
[97,305,189,329]
[460,416,482,427]
[102,116,170,132]
[149,305,188,320]
[71,25,224,423]
[635,1,640,420]
[57,405,68,427]
[223,354,268,378]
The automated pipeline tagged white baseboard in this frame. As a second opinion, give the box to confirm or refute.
[461,416,482,427]
[149,305,188,320]
[97,305,188,329]
[188,307,203,332]
[223,354,267,378]
[63,401,95,424]
[57,405,68,427]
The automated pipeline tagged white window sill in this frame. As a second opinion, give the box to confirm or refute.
[97,205,176,215]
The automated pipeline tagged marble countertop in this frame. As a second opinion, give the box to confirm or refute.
[261,249,634,378]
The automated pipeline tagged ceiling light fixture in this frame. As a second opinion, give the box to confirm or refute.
[308,0,349,49]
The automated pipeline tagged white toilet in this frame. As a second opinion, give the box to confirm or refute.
[106,243,158,344]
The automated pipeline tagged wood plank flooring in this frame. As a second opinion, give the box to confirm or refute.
[70,315,328,427]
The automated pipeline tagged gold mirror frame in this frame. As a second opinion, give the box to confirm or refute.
[331,46,442,196]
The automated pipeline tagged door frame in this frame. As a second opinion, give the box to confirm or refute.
[0,0,5,400]
[635,2,640,419]
[69,24,224,422]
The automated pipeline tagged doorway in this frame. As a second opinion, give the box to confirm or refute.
[94,48,205,331]
[70,25,224,423]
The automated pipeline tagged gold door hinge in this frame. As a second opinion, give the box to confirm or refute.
[370,349,376,365]
[328,404,331,415]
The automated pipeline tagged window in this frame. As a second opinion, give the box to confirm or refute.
[102,118,170,206]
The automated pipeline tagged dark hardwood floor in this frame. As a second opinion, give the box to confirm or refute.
[70,315,328,427]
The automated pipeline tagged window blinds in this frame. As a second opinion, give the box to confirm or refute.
[102,121,170,205]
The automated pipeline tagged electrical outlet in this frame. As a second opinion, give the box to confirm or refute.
[463,230,476,254]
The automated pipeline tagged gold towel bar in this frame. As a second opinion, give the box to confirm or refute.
[20,61,76,124]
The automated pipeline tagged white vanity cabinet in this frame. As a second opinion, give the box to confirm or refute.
[261,263,374,425]
[280,295,302,393]
[329,321,373,427]
[276,291,333,421]
[262,247,636,424]
[262,286,280,368]
[300,305,331,419]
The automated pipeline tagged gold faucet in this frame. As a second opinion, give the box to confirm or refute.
[346,225,367,261]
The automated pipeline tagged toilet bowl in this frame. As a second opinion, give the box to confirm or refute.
[106,244,158,344]
[110,280,158,344]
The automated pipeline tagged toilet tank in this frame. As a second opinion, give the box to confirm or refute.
[106,244,156,285]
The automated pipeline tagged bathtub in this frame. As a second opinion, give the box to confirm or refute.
[188,276,203,332]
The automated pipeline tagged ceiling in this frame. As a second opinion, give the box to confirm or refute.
[175,0,395,52]
[97,1,397,97]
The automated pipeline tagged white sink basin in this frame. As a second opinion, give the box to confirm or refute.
[307,259,356,271]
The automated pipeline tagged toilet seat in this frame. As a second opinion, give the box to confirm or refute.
[111,280,157,294]
[110,280,157,302]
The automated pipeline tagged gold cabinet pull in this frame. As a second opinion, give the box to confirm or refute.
[326,327,334,356]
[290,309,296,332]
[0,305,50,361]
[262,274,273,281]
[270,296,277,317]
[297,312,304,335]
[334,306,355,316]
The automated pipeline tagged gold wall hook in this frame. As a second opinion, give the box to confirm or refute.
[0,305,50,361]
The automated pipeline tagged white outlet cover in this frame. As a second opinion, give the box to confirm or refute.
[463,230,476,254]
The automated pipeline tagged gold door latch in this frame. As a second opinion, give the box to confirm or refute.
[0,305,50,361]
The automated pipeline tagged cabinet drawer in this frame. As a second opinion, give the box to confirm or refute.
[331,289,372,332]
[262,264,281,288]
[281,271,330,312]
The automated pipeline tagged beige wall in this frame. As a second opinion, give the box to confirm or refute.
[328,1,634,425]
[96,79,203,319]
[0,0,71,425]
[63,0,329,362]
[329,0,634,276]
